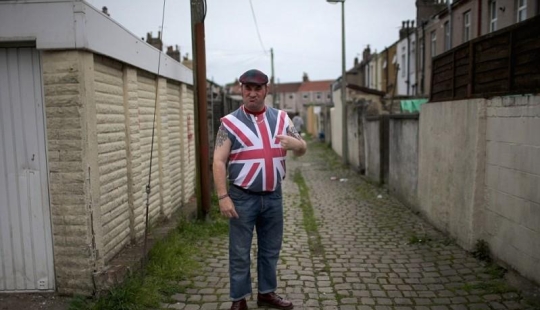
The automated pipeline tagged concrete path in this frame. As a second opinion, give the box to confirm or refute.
[161,142,535,310]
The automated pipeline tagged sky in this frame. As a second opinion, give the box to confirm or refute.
[85,0,417,85]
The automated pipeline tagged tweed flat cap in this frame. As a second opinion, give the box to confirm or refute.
[239,69,269,85]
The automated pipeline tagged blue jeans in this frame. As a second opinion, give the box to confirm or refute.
[228,184,284,301]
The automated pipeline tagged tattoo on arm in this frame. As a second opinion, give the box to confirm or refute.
[215,125,229,148]
[287,125,301,140]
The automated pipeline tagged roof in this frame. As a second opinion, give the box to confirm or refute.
[298,80,333,92]
[347,84,386,97]
[0,0,192,85]
[274,82,302,93]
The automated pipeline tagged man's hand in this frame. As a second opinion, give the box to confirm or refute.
[276,134,302,151]
[219,197,239,218]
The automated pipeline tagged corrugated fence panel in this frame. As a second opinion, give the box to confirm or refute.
[94,57,130,262]
[182,86,196,203]
[137,72,161,225]
[0,48,55,291]
[167,82,183,212]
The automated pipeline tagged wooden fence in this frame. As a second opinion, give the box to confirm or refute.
[430,15,540,102]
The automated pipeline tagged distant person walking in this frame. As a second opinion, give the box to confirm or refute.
[292,113,304,135]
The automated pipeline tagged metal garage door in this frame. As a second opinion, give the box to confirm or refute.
[0,48,55,291]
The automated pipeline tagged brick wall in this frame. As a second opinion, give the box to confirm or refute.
[485,95,540,284]
[42,51,195,294]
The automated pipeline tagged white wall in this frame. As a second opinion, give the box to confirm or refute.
[484,95,540,285]
[417,95,540,286]
[396,33,416,96]
[418,99,486,250]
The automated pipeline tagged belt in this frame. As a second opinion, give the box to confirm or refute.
[231,184,275,196]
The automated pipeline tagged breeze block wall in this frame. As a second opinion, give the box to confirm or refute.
[42,50,196,295]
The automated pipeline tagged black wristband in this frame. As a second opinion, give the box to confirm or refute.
[218,194,229,200]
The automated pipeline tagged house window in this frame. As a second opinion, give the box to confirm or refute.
[517,0,527,22]
[289,94,294,99]
[316,92,322,100]
[303,93,308,99]
[489,0,497,32]
[431,31,437,57]
[463,11,471,42]
[444,21,451,51]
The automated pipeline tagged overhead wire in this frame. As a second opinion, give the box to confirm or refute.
[142,0,167,274]
[249,0,267,54]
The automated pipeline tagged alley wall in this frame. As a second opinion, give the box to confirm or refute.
[417,99,486,251]
[43,50,196,295]
[484,95,540,284]
[388,115,419,209]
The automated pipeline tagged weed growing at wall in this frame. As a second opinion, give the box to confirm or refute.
[70,209,228,310]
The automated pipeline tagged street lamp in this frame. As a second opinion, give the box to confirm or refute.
[327,0,348,165]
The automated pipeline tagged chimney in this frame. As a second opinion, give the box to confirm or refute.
[182,53,193,69]
[354,57,359,67]
[363,45,371,61]
[145,31,163,51]
[416,0,447,26]
[102,6,110,16]
[302,72,309,82]
[166,45,181,62]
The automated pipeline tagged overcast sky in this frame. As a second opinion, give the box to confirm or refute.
[85,0,416,85]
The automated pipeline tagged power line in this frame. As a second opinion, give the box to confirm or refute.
[249,0,267,54]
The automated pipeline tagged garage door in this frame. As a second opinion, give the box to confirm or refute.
[0,48,55,291]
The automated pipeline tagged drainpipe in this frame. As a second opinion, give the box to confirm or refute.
[448,0,453,49]
[421,21,426,95]
[477,0,482,37]
[406,20,410,96]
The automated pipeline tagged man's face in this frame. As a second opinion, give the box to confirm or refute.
[242,84,267,111]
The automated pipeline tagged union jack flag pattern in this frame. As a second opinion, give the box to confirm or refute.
[221,107,289,192]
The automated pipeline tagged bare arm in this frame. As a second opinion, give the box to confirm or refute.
[213,124,238,218]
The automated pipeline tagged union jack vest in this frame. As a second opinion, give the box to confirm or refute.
[221,106,289,192]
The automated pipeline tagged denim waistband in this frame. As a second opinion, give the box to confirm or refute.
[230,184,277,196]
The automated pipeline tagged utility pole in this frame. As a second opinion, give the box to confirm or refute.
[190,0,211,220]
[271,48,276,108]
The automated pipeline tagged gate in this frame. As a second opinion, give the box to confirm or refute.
[0,48,55,291]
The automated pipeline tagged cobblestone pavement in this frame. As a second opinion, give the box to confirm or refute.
[161,142,537,310]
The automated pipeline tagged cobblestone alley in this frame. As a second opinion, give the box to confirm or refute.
[161,141,538,310]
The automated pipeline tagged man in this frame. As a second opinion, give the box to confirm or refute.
[213,69,306,310]
[292,112,303,135]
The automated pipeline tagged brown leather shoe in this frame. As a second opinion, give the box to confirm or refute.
[257,292,293,309]
[230,298,248,310]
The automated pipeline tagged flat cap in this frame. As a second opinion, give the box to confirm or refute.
[239,69,268,85]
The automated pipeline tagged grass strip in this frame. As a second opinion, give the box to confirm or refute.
[293,168,323,255]
[70,207,228,310]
